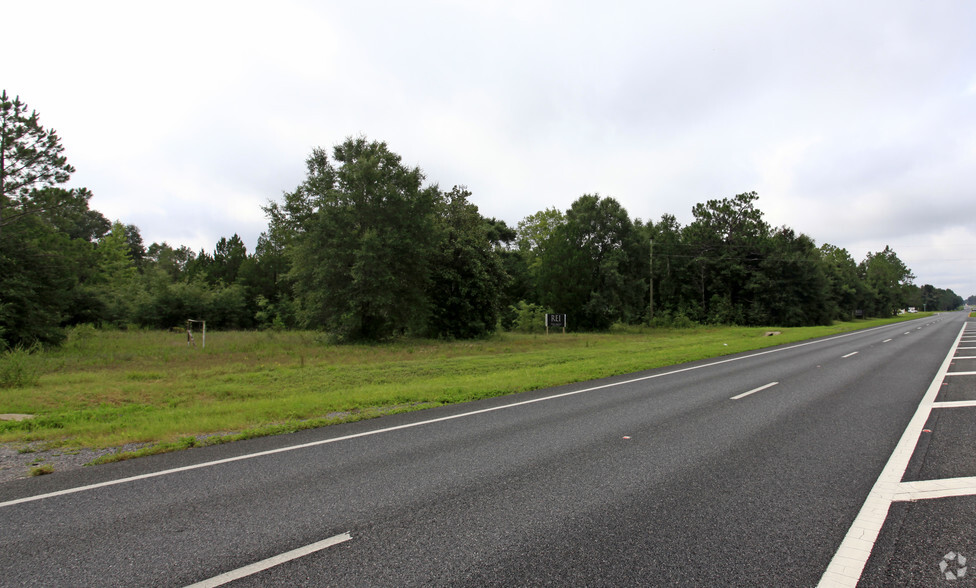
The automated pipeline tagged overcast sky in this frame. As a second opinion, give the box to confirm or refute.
[8,1,976,297]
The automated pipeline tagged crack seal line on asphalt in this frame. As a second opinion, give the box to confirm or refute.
[0,320,936,510]
[183,532,352,588]
[817,322,967,588]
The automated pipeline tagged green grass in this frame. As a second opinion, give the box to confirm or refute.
[0,314,933,462]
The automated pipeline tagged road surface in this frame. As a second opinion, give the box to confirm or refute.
[1,313,972,586]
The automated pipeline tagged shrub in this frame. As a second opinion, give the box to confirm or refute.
[509,301,549,333]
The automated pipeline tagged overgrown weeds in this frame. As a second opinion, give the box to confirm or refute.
[0,345,41,388]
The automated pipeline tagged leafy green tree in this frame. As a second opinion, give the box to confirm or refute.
[747,227,831,326]
[425,186,508,339]
[682,191,770,323]
[145,242,196,281]
[235,232,294,329]
[938,288,963,311]
[819,244,862,319]
[284,137,438,340]
[0,215,80,346]
[536,194,644,330]
[644,213,689,322]
[1,90,75,240]
[516,207,565,271]
[134,271,202,329]
[28,187,109,242]
[92,221,142,326]
[859,246,915,316]
[487,218,528,329]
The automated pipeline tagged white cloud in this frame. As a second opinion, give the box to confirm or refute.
[7,0,976,296]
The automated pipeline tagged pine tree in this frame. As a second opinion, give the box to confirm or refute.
[0,90,75,239]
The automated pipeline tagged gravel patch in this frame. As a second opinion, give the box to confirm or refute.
[0,441,153,484]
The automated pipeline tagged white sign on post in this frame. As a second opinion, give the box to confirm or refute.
[545,314,567,334]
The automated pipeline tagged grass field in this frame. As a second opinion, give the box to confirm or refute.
[0,315,932,462]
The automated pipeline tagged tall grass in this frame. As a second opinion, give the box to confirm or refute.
[0,345,40,389]
[0,316,928,457]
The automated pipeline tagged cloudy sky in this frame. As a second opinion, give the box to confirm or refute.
[8,1,976,297]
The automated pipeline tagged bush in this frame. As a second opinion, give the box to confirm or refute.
[509,301,549,334]
[649,310,698,329]
[0,345,40,388]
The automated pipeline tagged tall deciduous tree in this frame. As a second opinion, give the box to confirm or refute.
[0,90,75,239]
[285,137,438,340]
[859,246,915,316]
[819,244,862,320]
[425,186,508,339]
[537,194,643,330]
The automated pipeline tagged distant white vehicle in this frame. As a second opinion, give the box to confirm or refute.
[908,307,917,313]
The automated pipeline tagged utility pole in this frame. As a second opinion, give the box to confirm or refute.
[648,238,654,323]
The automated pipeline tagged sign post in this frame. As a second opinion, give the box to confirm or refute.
[545,314,567,335]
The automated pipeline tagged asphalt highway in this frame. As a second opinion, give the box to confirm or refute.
[0,313,968,587]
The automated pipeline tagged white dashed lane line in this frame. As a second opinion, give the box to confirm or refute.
[184,532,352,588]
[729,382,778,400]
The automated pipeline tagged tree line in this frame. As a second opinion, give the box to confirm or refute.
[0,91,966,347]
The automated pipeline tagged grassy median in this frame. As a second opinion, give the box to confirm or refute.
[0,315,931,461]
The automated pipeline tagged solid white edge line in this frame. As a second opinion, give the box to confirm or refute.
[184,532,352,588]
[730,382,779,400]
[817,322,966,587]
[0,321,926,510]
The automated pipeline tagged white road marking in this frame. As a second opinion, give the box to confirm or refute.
[184,532,352,588]
[0,321,934,510]
[730,382,779,400]
[933,401,976,409]
[945,371,976,376]
[842,352,859,358]
[817,323,967,587]
[882,339,893,343]
[894,477,976,501]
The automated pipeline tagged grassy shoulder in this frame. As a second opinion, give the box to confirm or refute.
[0,314,935,463]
